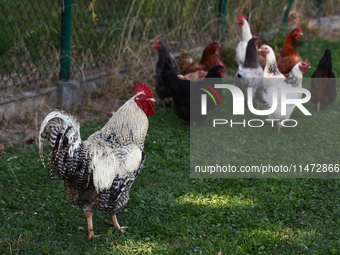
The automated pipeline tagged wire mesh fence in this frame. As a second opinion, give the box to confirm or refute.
[1,0,339,97]
[0,0,222,96]
[0,1,61,96]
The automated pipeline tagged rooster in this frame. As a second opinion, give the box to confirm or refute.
[259,26,303,76]
[234,36,263,100]
[310,49,337,112]
[39,82,155,239]
[167,65,225,122]
[258,44,285,89]
[255,60,311,133]
[235,14,252,66]
[180,41,221,75]
[154,39,180,107]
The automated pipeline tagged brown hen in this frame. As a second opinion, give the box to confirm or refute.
[180,41,221,75]
[259,26,303,76]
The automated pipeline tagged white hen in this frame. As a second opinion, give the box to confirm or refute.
[259,44,285,89]
[235,14,252,66]
[255,60,311,133]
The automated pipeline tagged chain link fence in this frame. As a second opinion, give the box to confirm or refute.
[1,1,61,95]
[0,0,222,97]
[1,0,339,97]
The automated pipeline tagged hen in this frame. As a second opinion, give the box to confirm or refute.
[177,70,208,81]
[255,60,311,133]
[259,26,303,76]
[168,65,225,122]
[235,14,253,66]
[180,41,221,75]
[234,36,263,100]
[39,82,155,239]
[310,48,337,112]
[154,39,180,107]
[178,60,224,81]
[258,44,285,89]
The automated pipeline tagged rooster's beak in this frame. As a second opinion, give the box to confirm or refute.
[257,48,262,52]
[147,98,156,102]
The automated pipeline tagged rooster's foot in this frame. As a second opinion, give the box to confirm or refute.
[106,214,128,232]
[113,226,128,233]
[86,212,100,240]
[88,231,100,239]
[108,225,128,233]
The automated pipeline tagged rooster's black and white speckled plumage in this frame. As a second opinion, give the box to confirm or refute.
[39,82,155,239]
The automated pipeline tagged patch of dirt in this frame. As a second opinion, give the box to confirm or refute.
[0,94,126,146]
[323,28,340,41]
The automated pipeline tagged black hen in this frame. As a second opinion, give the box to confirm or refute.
[167,65,224,122]
[154,39,180,107]
[310,49,337,112]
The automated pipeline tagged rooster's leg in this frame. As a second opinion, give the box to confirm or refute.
[111,214,128,232]
[86,211,100,239]
[162,100,166,108]
[112,214,127,232]
[317,101,320,112]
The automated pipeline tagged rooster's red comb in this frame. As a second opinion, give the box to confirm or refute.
[238,14,247,21]
[134,81,154,97]
[295,26,302,34]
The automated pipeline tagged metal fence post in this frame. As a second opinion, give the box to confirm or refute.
[219,0,227,39]
[282,0,294,25]
[60,0,73,81]
[317,0,323,18]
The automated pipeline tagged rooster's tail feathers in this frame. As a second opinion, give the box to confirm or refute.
[39,109,81,167]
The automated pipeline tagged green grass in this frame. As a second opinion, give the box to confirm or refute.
[1,38,340,254]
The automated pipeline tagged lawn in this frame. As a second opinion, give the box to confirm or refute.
[1,38,340,254]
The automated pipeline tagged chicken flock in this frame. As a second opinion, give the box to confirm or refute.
[39,13,337,239]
